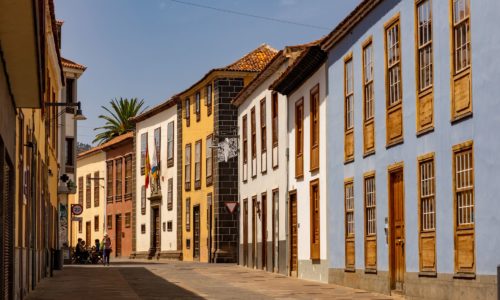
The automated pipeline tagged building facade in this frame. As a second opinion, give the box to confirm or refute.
[178,44,277,263]
[320,0,500,298]
[131,100,181,260]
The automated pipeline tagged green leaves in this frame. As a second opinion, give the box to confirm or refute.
[93,97,146,145]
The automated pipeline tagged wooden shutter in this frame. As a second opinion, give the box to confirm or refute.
[310,85,320,170]
[344,54,355,162]
[418,153,436,273]
[310,179,320,260]
[364,173,377,271]
[344,179,355,270]
[295,99,304,178]
[362,39,375,155]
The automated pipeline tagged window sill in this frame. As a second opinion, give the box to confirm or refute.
[344,267,356,273]
[364,269,377,274]
[363,150,375,158]
[344,157,354,165]
[386,137,404,149]
[310,166,319,173]
[453,273,476,280]
[416,126,434,137]
[167,160,174,168]
[418,271,437,278]
[451,111,473,125]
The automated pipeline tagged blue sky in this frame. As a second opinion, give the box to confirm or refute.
[55,0,362,145]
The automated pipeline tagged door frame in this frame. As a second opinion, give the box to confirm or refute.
[288,190,298,277]
[252,196,257,268]
[387,162,405,291]
[261,192,267,271]
[115,214,122,257]
[150,206,161,257]
[193,204,200,261]
[243,199,248,267]
[85,221,91,248]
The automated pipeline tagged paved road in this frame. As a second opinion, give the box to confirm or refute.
[26,259,394,300]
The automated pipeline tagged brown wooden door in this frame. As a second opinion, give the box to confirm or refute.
[243,199,248,266]
[152,208,160,252]
[289,192,298,276]
[261,194,267,271]
[389,169,405,290]
[310,180,320,260]
[85,221,91,248]
[193,206,200,260]
[252,198,257,268]
[115,214,122,257]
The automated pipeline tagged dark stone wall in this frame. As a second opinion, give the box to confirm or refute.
[213,78,244,263]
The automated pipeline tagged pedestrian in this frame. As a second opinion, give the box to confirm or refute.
[95,239,100,252]
[103,234,112,266]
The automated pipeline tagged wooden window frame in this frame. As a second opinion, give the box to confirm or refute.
[206,134,213,186]
[344,53,355,163]
[185,143,192,191]
[94,215,99,232]
[140,132,147,175]
[415,0,435,135]
[260,98,267,174]
[362,38,376,156]
[78,220,82,233]
[185,98,191,127]
[250,107,257,178]
[242,114,248,182]
[154,127,161,166]
[295,99,304,178]
[384,15,404,147]
[206,84,212,116]
[364,171,377,272]
[85,174,91,209]
[78,176,84,205]
[124,155,132,199]
[115,158,122,201]
[94,171,100,207]
[167,178,173,211]
[186,197,191,232]
[107,215,112,230]
[452,140,475,276]
[125,212,131,228]
[417,152,437,275]
[344,178,355,271]
[450,0,472,122]
[310,179,320,260]
[310,84,320,171]
[106,161,113,203]
[271,92,279,169]
[141,185,146,215]
[167,121,175,167]
[195,91,201,122]
[194,139,202,190]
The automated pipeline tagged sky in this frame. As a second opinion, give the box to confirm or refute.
[55,0,362,145]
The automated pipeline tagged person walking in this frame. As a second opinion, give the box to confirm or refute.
[103,234,112,266]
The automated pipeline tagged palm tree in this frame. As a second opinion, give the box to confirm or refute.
[93,97,146,145]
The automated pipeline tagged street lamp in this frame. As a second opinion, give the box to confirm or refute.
[45,101,87,121]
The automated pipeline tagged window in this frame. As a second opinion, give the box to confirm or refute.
[345,180,355,269]
[78,176,83,205]
[106,161,113,202]
[310,179,320,260]
[66,78,74,103]
[310,85,320,170]
[345,58,354,130]
[195,92,201,121]
[418,153,436,272]
[185,98,190,127]
[107,215,112,229]
[195,140,201,189]
[453,141,475,274]
[167,178,173,211]
[167,221,173,232]
[115,158,122,200]
[94,171,100,207]
[65,137,74,166]
[86,174,91,208]
[167,121,174,167]
[141,224,146,234]
[186,198,191,231]
[78,220,82,233]
[141,185,146,215]
[125,155,132,198]
[242,115,248,182]
[140,133,147,175]
[364,174,377,271]
[260,98,266,153]
[363,40,375,155]
[94,215,99,232]
[185,143,191,190]
[271,92,279,168]
[206,135,213,186]
[450,0,472,120]
[154,127,161,166]
[125,212,131,228]
[295,99,304,178]
[251,107,257,177]
[385,16,404,145]
[206,84,212,116]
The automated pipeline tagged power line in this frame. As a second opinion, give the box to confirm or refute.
[167,0,329,31]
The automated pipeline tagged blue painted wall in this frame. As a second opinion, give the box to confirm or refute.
[325,0,500,275]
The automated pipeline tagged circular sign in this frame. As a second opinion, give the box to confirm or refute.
[71,204,83,216]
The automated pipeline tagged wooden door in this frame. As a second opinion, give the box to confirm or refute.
[272,190,279,272]
[193,206,200,260]
[152,208,160,253]
[310,180,320,260]
[289,192,298,276]
[243,199,248,266]
[389,169,405,290]
[115,214,122,257]
[252,197,257,268]
[85,221,91,248]
[261,194,267,270]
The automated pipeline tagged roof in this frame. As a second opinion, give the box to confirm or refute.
[175,44,278,98]
[62,57,87,71]
[56,20,64,26]
[77,132,134,159]
[321,0,383,51]
[129,97,177,124]
[270,45,326,96]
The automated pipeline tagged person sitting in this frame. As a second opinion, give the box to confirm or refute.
[74,238,83,263]
[80,240,89,262]
[95,239,101,252]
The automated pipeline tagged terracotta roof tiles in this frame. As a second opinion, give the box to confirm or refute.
[77,132,133,159]
[222,44,278,72]
[62,57,87,71]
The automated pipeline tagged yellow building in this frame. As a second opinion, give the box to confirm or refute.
[177,45,277,262]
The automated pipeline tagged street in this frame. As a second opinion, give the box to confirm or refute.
[26,260,393,300]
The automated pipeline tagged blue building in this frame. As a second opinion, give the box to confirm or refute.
[321,0,500,298]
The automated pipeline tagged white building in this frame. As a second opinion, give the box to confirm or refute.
[131,98,181,259]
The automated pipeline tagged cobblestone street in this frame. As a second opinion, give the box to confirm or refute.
[26,260,393,300]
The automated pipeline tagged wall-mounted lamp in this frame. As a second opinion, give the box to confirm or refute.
[45,101,87,121]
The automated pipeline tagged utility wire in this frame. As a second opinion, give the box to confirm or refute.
[167,0,329,31]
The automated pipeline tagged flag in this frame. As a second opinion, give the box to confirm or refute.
[145,143,151,189]
[151,142,159,180]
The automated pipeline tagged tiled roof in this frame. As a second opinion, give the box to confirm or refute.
[77,132,133,159]
[221,44,278,72]
[62,57,87,71]
[129,97,177,124]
